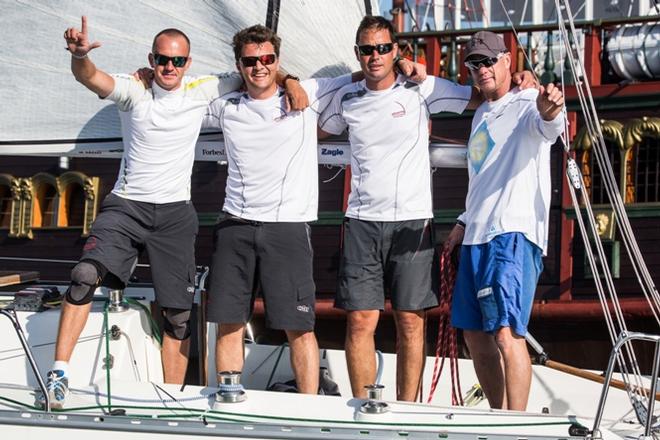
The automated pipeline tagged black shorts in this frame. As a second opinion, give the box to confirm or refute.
[336,217,438,311]
[81,193,198,310]
[206,216,315,332]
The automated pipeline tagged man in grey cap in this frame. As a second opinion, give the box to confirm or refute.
[445,31,564,411]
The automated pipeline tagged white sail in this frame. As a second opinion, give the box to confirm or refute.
[0,0,377,145]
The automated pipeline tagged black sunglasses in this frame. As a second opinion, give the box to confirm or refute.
[356,43,394,56]
[240,53,277,67]
[464,54,503,71]
[152,54,188,68]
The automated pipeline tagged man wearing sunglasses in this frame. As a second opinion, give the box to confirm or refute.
[41,16,306,409]
[319,16,536,402]
[445,31,564,411]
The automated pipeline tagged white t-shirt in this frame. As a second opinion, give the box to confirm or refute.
[320,75,471,221]
[458,88,564,254]
[106,74,242,203]
[205,76,351,222]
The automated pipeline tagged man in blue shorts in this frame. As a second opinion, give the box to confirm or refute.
[444,31,564,411]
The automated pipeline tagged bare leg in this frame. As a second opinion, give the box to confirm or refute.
[464,330,506,409]
[161,334,190,384]
[286,330,319,394]
[54,300,93,362]
[494,327,531,411]
[393,310,426,401]
[345,310,380,398]
[216,323,246,374]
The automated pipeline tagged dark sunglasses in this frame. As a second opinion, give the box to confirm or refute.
[464,54,503,71]
[152,54,188,68]
[240,53,277,67]
[356,43,394,56]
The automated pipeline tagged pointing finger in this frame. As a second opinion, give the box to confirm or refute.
[81,15,88,36]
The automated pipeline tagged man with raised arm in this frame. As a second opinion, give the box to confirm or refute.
[444,31,564,411]
[42,16,306,408]
[318,16,536,402]
[203,24,426,394]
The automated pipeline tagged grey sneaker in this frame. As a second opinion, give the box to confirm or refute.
[37,370,69,409]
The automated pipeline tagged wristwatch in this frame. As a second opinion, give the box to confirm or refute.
[283,73,300,83]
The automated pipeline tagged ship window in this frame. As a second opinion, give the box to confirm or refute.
[33,183,59,228]
[0,185,11,228]
[580,139,621,205]
[632,136,660,203]
[62,182,85,227]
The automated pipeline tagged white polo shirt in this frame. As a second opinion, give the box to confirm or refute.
[105,74,242,203]
[205,76,351,222]
[320,74,471,221]
[457,88,564,254]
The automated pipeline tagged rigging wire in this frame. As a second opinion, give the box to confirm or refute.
[554,0,660,411]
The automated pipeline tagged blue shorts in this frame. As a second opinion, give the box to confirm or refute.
[450,232,543,337]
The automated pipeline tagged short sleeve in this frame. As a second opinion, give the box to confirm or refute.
[306,75,352,114]
[421,76,472,114]
[187,73,243,102]
[318,84,350,135]
[105,74,148,111]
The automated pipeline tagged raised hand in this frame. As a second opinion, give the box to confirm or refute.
[64,16,101,58]
[536,83,564,121]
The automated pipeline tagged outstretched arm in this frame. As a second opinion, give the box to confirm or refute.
[64,16,114,97]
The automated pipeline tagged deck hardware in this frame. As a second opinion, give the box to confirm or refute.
[360,384,389,414]
[110,325,121,340]
[108,289,128,313]
[216,371,247,403]
[103,354,114,370]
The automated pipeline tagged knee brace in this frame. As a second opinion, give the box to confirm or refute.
[65,260,104,305]
[162,308,192,340]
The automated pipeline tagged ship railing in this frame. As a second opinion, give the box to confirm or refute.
[0,308,50,412]
[591,331,660,439]
[395,14,660,86]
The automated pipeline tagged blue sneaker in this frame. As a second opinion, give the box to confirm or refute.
[37,370,69,409]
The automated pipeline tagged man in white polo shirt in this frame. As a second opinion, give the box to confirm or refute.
[204,24,426,394]
[41,16,305,408]
[445,31,564,411]
[319,16,536,401]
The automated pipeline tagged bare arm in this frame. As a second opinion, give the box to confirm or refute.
[65,16,114,97]
[275,71,309,112]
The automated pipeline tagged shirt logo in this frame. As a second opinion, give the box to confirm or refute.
[468,121,495,174]
[297,305,310,313]
[391,101,406,118]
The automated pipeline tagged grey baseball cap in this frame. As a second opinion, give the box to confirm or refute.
[464,31,509,59]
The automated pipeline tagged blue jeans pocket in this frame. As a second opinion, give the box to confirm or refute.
[477,286,499,331]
